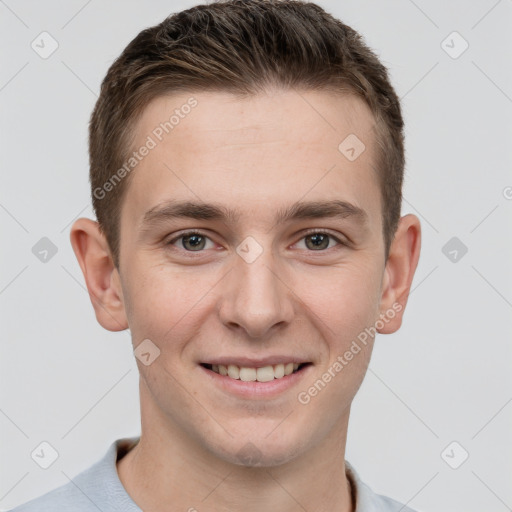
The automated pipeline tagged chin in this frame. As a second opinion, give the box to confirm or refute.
[206,432,307,468]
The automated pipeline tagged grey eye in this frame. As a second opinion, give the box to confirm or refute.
[181,234,207,251]
[304,233,331,250]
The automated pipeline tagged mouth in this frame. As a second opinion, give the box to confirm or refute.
[200,362,311,382]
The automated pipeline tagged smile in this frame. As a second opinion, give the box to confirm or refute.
[201,362,310,382]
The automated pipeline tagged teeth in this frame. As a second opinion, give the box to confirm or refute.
[256,366,274,382]
[274,363,285,379]
[212,363,303,382]
[239,367,256,382]
[227,364,240,379]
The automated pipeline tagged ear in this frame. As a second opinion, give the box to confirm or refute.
[70,218,128,332]
[376,214,421,334]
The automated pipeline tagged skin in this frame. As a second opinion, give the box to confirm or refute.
[70,88,421,512]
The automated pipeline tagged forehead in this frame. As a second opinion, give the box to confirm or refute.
[135,88,376,157]
[121,88,381,232]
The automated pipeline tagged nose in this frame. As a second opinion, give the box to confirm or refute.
[218,242,294,339]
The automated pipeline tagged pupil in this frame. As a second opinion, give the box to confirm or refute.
[185,235,204,250]
[307,233,328,250]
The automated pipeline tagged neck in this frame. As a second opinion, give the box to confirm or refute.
[117,383,354,512]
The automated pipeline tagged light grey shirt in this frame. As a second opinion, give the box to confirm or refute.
[8,437,418,511]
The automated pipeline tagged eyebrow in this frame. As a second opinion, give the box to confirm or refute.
[140,198,368,232]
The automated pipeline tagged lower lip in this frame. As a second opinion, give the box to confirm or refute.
[200,364,313,399]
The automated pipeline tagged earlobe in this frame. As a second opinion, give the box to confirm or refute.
[376,214,421,334]
[70,218,129,332]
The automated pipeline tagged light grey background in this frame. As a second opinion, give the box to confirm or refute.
[1,1,511,511]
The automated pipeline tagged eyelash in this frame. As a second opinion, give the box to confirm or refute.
[166,229,347,253]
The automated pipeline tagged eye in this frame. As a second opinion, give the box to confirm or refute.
[295,229,345,251]
[167,231,215,252]
[166,229,346,254]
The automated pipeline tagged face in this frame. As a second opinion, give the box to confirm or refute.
[113,89,392,466]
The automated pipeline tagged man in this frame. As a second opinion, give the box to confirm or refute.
[9,0,421,510]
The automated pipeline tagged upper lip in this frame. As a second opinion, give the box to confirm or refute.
[201,356,311,367]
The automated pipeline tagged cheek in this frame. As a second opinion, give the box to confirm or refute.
[295,258,382,341]
[295,265,380,415]
[123,262,218,347]
[123,249,382,354]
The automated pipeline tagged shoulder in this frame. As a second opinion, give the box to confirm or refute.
[367,492,419,512]
[6,480,97,512]
[6,437,141,512]
[346,460,420,512]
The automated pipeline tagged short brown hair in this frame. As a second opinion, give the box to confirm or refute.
[89,0,404,268]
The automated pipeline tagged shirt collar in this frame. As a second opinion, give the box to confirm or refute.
[105,437,412,512]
